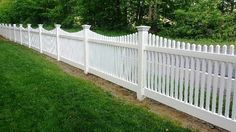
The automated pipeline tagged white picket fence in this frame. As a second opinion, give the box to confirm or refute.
[0,23,236,131]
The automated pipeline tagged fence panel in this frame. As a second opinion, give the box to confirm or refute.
[41,28,57,58]
[145,33,236,131]
[22,28,28,45]
[15,28,21,43]
[30,28,40,50]
[88,32,138,92]
[0,23,236,131]
[59,29,85,68]
[9,25,14,41]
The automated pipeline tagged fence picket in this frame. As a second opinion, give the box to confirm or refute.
[131,49,134,83]
[158,52,162,92]
[154,52,158,91]
[218,45,227,115]
[179,42,185,101]
[152,34,155,46]
[194,45,201,106]
[151,52,155,90]
[225,45,234,117]
[199,45,207,108]
[147,51,151,88]
[184,43,190,102]
[174,42,181,99]
[170,40,176,97]
[148,34,152,46]
[233,66,236,120]
[166,40,171,96]
[170,54,175,97]
[205,45,213,110]
[162,53,167,94]
[212,45,220,113]
[156,36,159,47]
[189,44,196,104]
[159,37,163,47]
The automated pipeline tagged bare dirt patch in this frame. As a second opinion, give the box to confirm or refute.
[45,55,227,132]
[0,35,8,41]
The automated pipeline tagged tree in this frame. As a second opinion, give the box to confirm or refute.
[172,0,236,39]
[0,0,235,40]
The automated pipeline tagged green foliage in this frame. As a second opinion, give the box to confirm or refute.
[167,0,236,40]
[79,0,131,30]
[0,0,13,23]
[0,0,235,40]
[0,40,192,132]
[0,0,79,27]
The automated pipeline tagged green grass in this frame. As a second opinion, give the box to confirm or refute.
[0,40,192,131]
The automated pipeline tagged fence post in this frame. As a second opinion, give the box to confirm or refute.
[27,24,31,48]
[55,24,61,61]
[6,24,8,38]
[1,24,2,35]
[3,24,5,37]
[13,24,16,42]
[8,24,12,41]
[2,24,4,37]
[3,24,6,38]
[1,24,3,35]
[82,24,91,74]
[136,26,150,101]
[38,24,43,53]
[0,24,1,35]
[0,24,2,36]
[1,24,3,36]
[19,24,23,45]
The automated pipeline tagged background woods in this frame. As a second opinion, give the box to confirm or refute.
[0,0,235,40]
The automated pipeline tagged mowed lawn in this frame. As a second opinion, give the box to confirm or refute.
[0,39,191,132]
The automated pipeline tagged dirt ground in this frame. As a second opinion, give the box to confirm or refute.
[44,56,227,132]
[0,35,7,40]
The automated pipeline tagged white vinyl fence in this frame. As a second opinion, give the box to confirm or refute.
[0,23,236,131]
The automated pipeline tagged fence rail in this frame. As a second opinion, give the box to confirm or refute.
[0,23,236,131]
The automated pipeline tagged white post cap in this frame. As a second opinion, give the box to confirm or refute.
[136,26,151,31]
[19,24,23,27]
[38,24,43,28]
[82,25,91,29]
[54,24,61,28]
[27,24,31,27]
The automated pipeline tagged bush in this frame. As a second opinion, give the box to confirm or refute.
[168,0,236,40]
